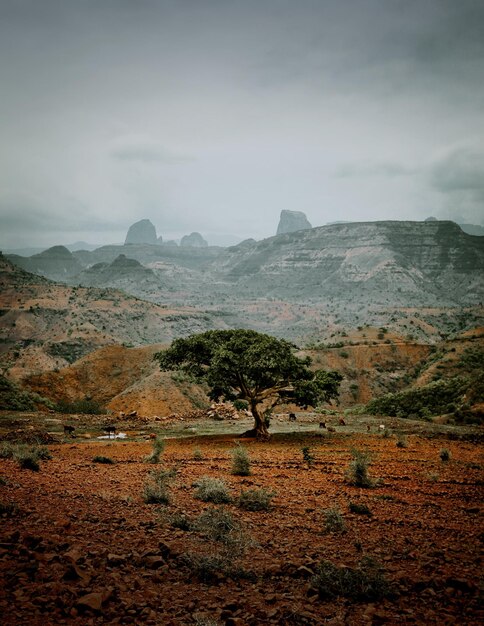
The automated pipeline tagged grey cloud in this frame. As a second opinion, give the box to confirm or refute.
[430,147,484,193]
[334,162,415,179]
[428,146,484,223]
[111,139,194,164]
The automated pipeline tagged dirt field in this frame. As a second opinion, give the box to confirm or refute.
[0,419,482,625]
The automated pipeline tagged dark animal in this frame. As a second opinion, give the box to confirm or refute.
[289,413,297,422]
[104,425,117,438]
[319,422,326,429]
[367,424,371,432]
[339,418,346,426]
[63,425,75,437]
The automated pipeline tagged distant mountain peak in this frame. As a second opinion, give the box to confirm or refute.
[125,219,158,245]
[276,210,312,235]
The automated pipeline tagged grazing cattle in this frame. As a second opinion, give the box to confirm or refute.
[289,413,297,422]
[379,424,385,431]
[63,425,75,437]
[339,418,346,426]
[327,426,336,433]
[104,425,117,438]
[319,422,326,429]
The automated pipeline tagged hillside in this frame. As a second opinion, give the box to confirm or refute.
[0,253,226,380]
[24,344,209,416]
[6,220,483,343]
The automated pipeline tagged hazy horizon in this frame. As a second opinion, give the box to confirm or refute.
[1,0,483,250]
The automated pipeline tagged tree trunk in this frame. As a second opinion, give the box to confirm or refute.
[242,401,270,440]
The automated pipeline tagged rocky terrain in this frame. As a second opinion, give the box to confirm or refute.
[0,418,482,625]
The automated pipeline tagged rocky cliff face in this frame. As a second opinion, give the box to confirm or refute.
[276,210,312,235]
[125,219,158,245]
[215,221,484,306]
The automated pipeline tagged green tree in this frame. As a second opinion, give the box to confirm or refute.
[155,329,342,439]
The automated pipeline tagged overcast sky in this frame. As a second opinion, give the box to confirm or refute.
[1,0,483,250]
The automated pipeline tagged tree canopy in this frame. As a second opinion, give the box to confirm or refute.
[155,329,342,438]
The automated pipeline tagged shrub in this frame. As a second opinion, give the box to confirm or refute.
[231,444,251,476]
[311,557,392,601]
[143,468,176,504]
[346,449,376,488]
[440,448,451,462]
[193,447,203,460]
[323,507,346,533]
[349,501,373,516]
[92,455,115,464]
[194,476,232,504]
[395,434,408,448]
[302,446,315,467]
[16,451,40,471]
[365,378,468,420]
[144,437,165,464]
[194,506,241,542]
[0,442,14,459]
[166,512,192,531]
[233,399,248,411]
[237,488,275,511]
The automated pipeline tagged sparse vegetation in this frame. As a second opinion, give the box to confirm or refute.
[311,557,392,601]
[237,488,275,511]
[194,476,232,504]
[144,436,165,464]
[323,507,346,532]
[143,468,176,504]
[230,444,251,476]
[440,448,451,462]
[395,434,408,448]
[349,501,373,516]
[193,447,203,460]
[302,446,315,467]
[92,455,115,464]
[346,448,377,488]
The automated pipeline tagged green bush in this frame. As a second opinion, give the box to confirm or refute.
[194,476,232,504]
[323,507,346,533]
[311,557,392,601]
[440,448,451,462]
[143,468,176,504]
[194,506,241,542]
[144,437,165,464]
[193,447,203,460]
[302,446,315,467]
[237,488,275,511]
[365,378,467,419]
[231,444,251,476]
[92,455,115,464]
[346,449,377,488]
[349,501,373,516]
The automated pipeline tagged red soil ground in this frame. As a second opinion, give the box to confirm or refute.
[0,432,482,625]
